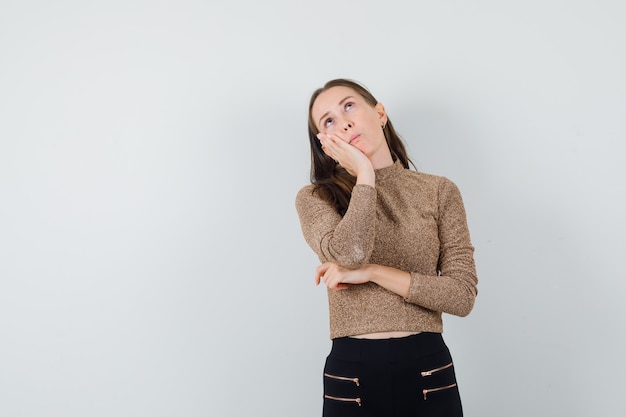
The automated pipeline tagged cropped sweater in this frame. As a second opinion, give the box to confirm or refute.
[295,160,478,339]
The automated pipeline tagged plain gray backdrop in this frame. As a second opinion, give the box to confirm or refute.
[1,1,625,416]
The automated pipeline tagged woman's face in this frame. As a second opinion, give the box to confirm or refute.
[311,86,389,163]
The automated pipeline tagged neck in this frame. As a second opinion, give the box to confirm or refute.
[370,151,394,170]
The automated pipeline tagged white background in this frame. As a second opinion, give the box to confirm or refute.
[1,1,625,416]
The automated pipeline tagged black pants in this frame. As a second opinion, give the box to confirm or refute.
[322,332,463,417]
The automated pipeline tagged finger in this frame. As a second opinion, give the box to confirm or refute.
[325,276,336,289]
[325,132,342,141]
[329,280,348,290]
[321,145,333,160]
[318,133,336,147]
[317,133,336,147]
[324,135,353,161]
[314,272,321,285]
[326,273,344,289]
[321,137,346,163]
[324,135,344,154]
[314,265,326,285]
[318,141,335,160]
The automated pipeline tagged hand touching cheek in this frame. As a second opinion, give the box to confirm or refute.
[316,133,373,179]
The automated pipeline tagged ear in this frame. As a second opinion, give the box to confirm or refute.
[375,102,387,126]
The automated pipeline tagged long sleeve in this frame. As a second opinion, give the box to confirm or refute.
[405,178,478,316]
[295,184,377,269]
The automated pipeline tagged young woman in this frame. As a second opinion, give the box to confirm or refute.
[295,79,478,417]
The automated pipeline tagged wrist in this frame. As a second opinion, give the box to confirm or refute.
[355,166,375,186]
[364,264,378,284]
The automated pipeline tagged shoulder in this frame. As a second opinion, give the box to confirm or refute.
[404,169,459,188]
[397,169,454,191]
[396,170,464,206]
[401,168,445,182]
[295,183,332,211]
[295,184,322,202]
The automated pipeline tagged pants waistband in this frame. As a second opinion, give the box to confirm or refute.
[329,332,446,362]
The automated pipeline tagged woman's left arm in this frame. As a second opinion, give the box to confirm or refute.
[403,178,478,317]
[316,262,475,317]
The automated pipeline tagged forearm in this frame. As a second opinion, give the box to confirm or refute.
[406,271,477,317]
[365,264,411,299]
[355,165,375,187]
[296,185,378,268]
[365,264,476,316]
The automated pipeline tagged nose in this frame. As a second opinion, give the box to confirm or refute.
[343,121,353,131]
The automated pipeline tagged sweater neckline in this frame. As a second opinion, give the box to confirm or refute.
[375,159,404,182]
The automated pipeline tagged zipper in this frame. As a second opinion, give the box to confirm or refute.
[423,383,457,400]
[421,362,453,377]
[324,373,360,386]
[324,394,362,406]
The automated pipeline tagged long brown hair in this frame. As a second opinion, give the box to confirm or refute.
[307,78,414,215]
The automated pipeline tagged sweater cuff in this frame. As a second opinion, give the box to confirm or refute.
[351,183,376,195]
[405,272,422,304]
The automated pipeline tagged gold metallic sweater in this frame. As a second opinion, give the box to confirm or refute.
[295,160,478,339]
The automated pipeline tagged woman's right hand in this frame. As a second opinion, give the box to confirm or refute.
[317,133,375,185]
[315,262,371,290]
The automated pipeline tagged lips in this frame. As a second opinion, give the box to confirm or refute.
[349,134,360,144]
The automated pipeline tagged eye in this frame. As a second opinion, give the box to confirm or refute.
[344,102,354,111]
[324,118,334,128]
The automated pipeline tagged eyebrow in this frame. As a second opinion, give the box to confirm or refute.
[318,96,355,128]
